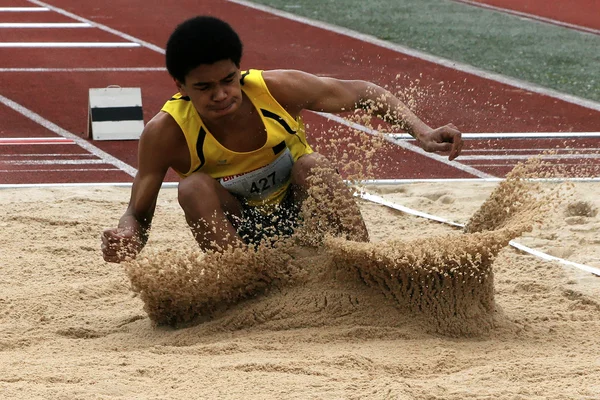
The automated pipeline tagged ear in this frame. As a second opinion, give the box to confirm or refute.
[175,79,188,96]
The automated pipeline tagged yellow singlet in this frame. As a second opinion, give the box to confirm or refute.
[161,69,313,207]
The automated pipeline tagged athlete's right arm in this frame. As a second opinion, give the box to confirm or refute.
[101,113,175,263]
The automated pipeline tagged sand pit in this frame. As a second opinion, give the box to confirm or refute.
[1,181,599,399]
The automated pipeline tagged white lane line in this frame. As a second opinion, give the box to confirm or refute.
[315,111,496,179]
[0,153,96,157]
[0,137,72,141]
[227,0,600,112]
[0,7,48,12]
[0,137,74,145]
[354,177,600,184]
[467,162,563,166]
[450,0,600,36]
[0,182,177,189]
[463,148,600,153]
[388,132,600,139]
[356,190,600,277]
[0,67,166,72]
[0,42,140,48]
[2,159,111,165]
[0,22,91,28]
[27,0,166,54]
[465,163,583,168]
[0,93,137,177]
[460,154,600,161]
[0,168,121,173]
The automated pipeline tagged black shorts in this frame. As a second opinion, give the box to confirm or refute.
[230,190,301,246]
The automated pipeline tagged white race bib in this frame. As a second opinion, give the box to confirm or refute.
[219,149,294,201]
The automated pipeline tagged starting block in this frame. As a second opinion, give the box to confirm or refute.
[87,86,144,141]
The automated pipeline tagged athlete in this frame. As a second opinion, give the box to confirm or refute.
[101,16,463,263]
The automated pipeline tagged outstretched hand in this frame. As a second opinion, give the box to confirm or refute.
[417,123,463,161]
[101,227,143,263]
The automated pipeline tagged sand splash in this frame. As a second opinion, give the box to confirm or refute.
[121,89,575,336]
[124,242,298,326]
[464,153,576,235]
[324,227,527,336]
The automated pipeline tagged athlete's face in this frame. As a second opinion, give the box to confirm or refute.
[177,60,243,121]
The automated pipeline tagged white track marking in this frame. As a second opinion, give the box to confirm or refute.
[0,22,90,28]
[460,154,600,161]
[0,42,140,48]
[0,153,96,157]
[227,0,600,112]
[357,191,465,227]
[356,190,600,276]
[0,137,70,141]
[0,7,48,12]
[388,132,600,139]
[0,182,177,189]
[463,148,600,153]
[450,0,600,36]
[0,93,137,177]
[315,111,496,179]
[3,159,112,165]
[0,137,73,144]
[467,163,583,168]
[354,177,600,184]
[0,168,120,173]
[5,178,600,189]
[26,0,166,54]
[0,67,166,72]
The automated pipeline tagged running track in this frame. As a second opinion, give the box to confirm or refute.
[1,0,599,185]
[456,0,600,33]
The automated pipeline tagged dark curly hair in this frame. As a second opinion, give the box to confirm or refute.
[166,16,243,83]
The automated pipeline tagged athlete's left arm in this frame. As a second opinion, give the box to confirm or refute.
[265,69,463,161]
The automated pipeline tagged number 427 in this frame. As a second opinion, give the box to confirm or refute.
[250,172,276,194]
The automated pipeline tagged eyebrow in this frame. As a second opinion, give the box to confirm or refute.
[192,71,237,87]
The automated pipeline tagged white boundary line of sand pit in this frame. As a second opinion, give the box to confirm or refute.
[355,190,600,277]
[1,181,599,277]
[3,177,600,188]
[4,177,600,190]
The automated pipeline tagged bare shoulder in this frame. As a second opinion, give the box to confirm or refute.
[262,69,315,95]
[138,111,187,170]
[140,112,187,151]
[262,69,321,116]
[142,111,180,142]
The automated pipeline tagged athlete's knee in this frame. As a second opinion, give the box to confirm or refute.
[294,152,331,170]
[292,153,336,184]
[177,172,219,209]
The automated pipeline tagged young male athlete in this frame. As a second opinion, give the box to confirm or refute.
[101,16,463,263]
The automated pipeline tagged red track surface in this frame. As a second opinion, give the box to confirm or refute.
[1,0,599,185]
[469,0,600,30]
